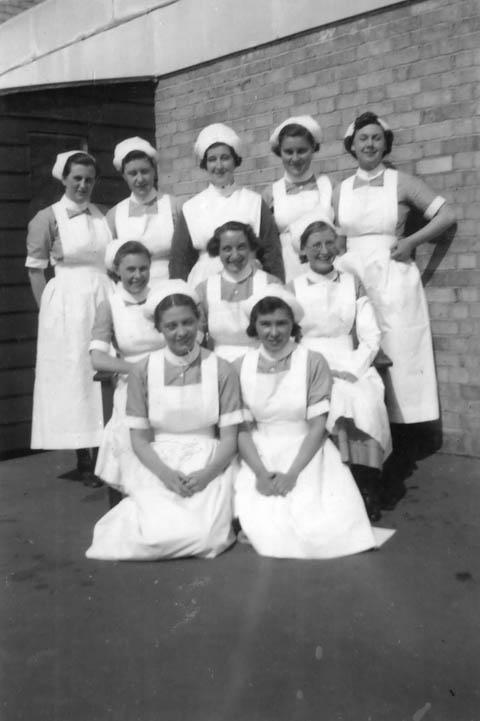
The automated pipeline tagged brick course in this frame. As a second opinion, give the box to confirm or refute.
[155,0,480,456]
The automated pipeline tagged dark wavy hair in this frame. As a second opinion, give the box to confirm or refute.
[344,111,394,158]
[62,152,98,178]
[207,220,259,257]
[246,297,301,343]
[272,122,319,157]
[121,150,156,174]
[199,143,242,170]
[113,240,151,270]
[153,293,199,331]
[299,221,337,263]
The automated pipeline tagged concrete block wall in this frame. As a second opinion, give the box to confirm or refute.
[155,0,480,456]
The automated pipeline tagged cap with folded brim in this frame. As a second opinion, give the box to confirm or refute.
[242,285,304,324]
[143,280,199,320]
[194,123,242,163]
[269,115,323,152]
[343,115,391,142]
[113,137,158,172]
[52,150,92,180]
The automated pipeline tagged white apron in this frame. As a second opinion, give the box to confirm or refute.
[234,346,386,559]
[183,185,262,286]
[86,350,236,561]
[272,175,333,282]
[207,270,268,363]
[31,199,112,449]
[94,286,165,490]
[336,169,439,423]
[115,194,174,284]
[293,274,391,459]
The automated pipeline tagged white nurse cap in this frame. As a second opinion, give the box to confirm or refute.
[242,285,304,324]
[113,137,158,172]
[52,150,92,180]
[143,280,199,320]
[343,115,391,141]
[194,123,242,163]
[269,116,323,152]
[289,208,338,247]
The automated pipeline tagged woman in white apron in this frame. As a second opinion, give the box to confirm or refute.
[90,240,165,492]
[196,221,281,363]
[107,136,180,285]
[334,111,455,506]
[234,285,393,559]
[86,281,243,561]
[264,116,333,282]
[26,150,112,485]
[289,214,391,521]
[169,123,284,284]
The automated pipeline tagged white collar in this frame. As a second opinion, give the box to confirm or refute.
[130,189,158,205]
[61,194,89,212]
[306,268,338,283]
[208,182,238,198]
[260,339,297,362]
[221,264,254,284]
[116,283,150,304]
[164,343,200,367]
[356,163,385,181]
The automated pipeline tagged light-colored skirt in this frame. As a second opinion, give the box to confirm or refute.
[31,265,111,449]
[94,376,132,491]
[87,431,236,561]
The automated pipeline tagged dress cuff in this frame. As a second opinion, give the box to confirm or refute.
[25,256,48,269]
[218,409,244,427]
[125,415,150,430]
[424,196,446,220]
[306,399,330,419]
[89,340,111,354]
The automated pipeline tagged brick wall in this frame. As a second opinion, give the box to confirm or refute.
[154,0,480,457]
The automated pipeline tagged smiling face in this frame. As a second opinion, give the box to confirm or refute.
[122,157,156,200]
[350,123,387,171]
[255,306,293,354]
[303,229,337,275]
[116,252,150,297]
[158,304,199,356]
[204,143,236,187]
[279,135,315,178]
[62,163,96,204]
[218,229,253,276]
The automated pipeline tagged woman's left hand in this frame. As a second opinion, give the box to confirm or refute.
[183,469,212,494]
[272,471,298,496]
[390,238,414,263]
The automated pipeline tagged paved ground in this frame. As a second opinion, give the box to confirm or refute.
[0,450,479,721]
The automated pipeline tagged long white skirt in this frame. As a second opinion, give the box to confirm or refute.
[95,377,132,491]
[31,266,111,449]
[86,432,236,561]
[235,422,386,559]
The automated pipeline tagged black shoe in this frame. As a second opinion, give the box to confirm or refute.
[81,471,103,488]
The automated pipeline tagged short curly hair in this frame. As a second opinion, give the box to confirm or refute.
[246,297,302,343]
[344,111,394,158]
[207,221,259,258]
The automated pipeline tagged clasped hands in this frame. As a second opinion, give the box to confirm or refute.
[161,467,212,497]
[256,469,297,497]
[390,237,414,263]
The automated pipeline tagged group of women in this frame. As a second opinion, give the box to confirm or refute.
[26,110,455,562]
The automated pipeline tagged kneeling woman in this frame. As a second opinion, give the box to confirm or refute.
[90,240,165,492]
[86,281,243,561]
[234,286,382,559]
[290,216,392,521]
[196,220,281,363]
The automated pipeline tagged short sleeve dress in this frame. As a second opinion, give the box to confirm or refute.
[234,342,383,559]
[264,174,333,282]
[290,268,391,469]
[86,345,243,561]
[26,195,112,449]
[106,190,181,285]
[90,283,165,490]
[333,166,444,424]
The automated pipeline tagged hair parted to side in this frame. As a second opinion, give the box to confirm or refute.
[199,143,242,170]
[344,111,394,158]
[299,221,338,263]
[153,293,199,330]
[207,220,259,257]
[246,297,302,343]
[273,123,319,157]
[121,150,157,174]
[113,240,151,269]
[62,152,98,178]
